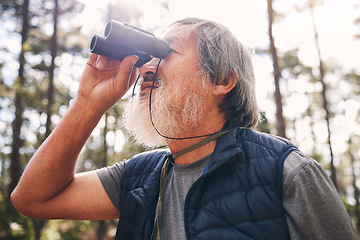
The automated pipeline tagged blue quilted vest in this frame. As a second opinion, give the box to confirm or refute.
[115,127,297,239]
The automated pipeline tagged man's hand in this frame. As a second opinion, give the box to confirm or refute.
[77,53,139,114]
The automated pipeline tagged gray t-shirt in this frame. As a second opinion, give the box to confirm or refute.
[97,151,358,239]
[154,154,211,239]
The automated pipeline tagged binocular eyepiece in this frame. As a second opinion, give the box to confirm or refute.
[90,20,171,68]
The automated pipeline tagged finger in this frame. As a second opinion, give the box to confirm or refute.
[114,55,139,90]
[106,58,121,69]
[96,55,108,70]
[87,53,98,67]
[128,67,138,89]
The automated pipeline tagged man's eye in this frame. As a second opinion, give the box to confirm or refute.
[170,48,179,54]
[164,50,176,59]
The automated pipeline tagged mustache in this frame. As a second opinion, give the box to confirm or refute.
[142,72,162,84]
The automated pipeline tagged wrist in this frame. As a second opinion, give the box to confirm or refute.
[71,94,106,119]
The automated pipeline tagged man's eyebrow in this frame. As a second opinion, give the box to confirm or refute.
[164,37,179,44]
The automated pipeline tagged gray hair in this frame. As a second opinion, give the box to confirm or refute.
[169,18,259,128]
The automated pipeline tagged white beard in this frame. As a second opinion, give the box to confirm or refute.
[122,76,208,148]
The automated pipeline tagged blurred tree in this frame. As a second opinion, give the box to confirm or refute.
[308,0,337,189]
[8,0,30,199]
[3,0,357,238]
[0,1,32,238]
[31,0,61,238]
[266,0,287,138]
[279,48,323,162]
[344,70,360,234]
[0,0,86,238]
[44,0,58,140]
[276,18,360,231]
[256,112,271,134]
[354,2,360,39]
[0,0,28,236]
[97,112,109,240]
[293,0,337,189]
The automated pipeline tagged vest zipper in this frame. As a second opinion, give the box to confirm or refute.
[183,151,242,240]
[130,191,157,239]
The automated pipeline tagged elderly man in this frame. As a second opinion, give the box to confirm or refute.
[11,18,357,239]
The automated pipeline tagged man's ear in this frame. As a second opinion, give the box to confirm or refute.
[212,71,237,96]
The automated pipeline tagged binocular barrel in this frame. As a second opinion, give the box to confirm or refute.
[90,20,171,67]
[90,35,152,68]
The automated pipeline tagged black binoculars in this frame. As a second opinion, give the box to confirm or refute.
[90,20,171,68]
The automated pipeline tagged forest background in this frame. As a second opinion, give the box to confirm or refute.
[0,0,359,239]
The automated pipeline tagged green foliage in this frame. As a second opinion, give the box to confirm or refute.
[1,0,147,238]
[0,0,22,21]
[256,112,271,134]
[42,220,94,240]
[0,0,359,238]
[345,70,360,95]
[0,196,33,240]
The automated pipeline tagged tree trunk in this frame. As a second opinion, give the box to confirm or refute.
[97,113,109,240]
[97,220,108,240]
[8,0,30,196]
[32,218,46,240]
[45,0,58,139]
[309,4,337,189]
[306,92,318,157]
[267,0,287,138]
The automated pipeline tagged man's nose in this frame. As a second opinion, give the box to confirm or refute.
[139,57,162,76]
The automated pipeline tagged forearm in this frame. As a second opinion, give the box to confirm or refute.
[10,54,138,218]
[11,98,103,207]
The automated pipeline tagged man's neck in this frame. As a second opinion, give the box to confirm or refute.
[166,121,226,165]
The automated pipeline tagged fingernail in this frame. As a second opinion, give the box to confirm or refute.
[97,60,105,69]
[131,55,140,66]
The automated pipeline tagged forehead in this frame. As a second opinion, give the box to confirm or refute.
[161,25,196,46]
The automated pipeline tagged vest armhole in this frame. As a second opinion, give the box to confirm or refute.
[276,146,297,201]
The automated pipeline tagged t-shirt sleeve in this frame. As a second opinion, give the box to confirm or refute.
[96,160,127,210]
[282,151,358,239]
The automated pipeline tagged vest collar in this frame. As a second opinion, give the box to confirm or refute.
[203,125,243,174]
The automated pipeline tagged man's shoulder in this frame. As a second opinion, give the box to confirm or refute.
[235,128,298,158]
[238,129,293,146]
[130,149,169,161]
[282,151,319,191]
[123,149,169,177]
